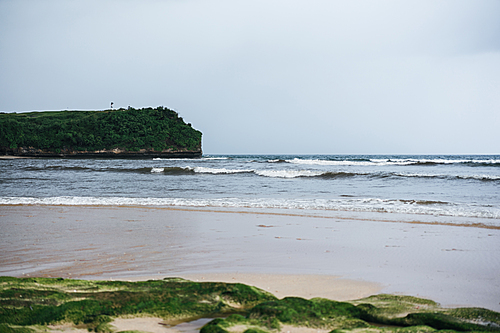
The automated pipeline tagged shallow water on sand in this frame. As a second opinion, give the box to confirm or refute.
[1,205,499,311]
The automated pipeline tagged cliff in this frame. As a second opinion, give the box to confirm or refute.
[0,106,202,158]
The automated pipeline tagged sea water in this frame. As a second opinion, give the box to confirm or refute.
[1,155,499,228]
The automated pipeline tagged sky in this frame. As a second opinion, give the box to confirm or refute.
[1,0,499,155]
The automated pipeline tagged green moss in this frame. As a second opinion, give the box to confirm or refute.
[444,308,500,327]
[243,328,270,333]
[350,294,500,332]
[203,295,500,333]
[1,277,499,333]
[248,297,366,329]
[0,277,276,331]
[353,294,439,318]
[391,312,500,331]
[329,327,439,333]
[200,318,231,333]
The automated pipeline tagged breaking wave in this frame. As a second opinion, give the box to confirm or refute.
[254,170,324,178]
[285,158,500,167]
[397,172,500,182]
[1,196,499,222]
[190,167,253,174]
[149,167,363,179]
[152,157,229,161]
[143,167,500,182]
[20,164,499,182]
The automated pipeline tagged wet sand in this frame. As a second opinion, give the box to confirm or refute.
[0,205,499,311]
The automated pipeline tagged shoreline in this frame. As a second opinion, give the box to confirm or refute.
[0,155,33,159]
[1,204,499,311]
[1,203,498,230]
[0,152,202,159]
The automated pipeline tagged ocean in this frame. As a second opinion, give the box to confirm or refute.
[1,154,499,228]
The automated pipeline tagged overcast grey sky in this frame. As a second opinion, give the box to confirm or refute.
[1,0,499,154]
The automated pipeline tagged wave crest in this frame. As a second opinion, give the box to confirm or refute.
[255,170,323,178]
[286,158,500,167]
[1,196,498,222]
[193,167,253,174]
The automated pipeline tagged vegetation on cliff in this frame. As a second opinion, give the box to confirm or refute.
[0,107,202,156]
[1,277,499,333]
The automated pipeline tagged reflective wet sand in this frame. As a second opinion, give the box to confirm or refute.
[1,205,499,311]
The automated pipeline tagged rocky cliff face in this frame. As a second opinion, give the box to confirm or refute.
[1,146,202,158]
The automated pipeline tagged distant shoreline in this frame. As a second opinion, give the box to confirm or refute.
[0,151,202,159]
[0,155,33,159]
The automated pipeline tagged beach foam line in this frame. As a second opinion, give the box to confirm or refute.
[1,203,499,230]
[2,196,498,221]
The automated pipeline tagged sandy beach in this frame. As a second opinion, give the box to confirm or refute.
[1,204,499,312]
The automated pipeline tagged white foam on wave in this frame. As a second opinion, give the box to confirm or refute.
[185,167,326,178]
[398,172,500,181]
[459,174,500,181]
[255,169,324,178]
[2,196,499,222]
[152,157,229,161]
[192,167,253,174]
[410,158,500,164]
[202,157,230,160]
[370,159,415,165]
[380,158,475,165]
[147,167,499,181]
[287,158,375,166]
[287,157,500,167]
[287,158,415,166]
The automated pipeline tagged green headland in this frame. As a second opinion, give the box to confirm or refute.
[0,107,202,158]
[0,277,499,333]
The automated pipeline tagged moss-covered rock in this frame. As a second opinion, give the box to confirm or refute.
[1,277,499,333]
[202,295,500,333]
[0,277,275,331]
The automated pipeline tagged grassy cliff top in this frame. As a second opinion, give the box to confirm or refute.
[0,107,202,155]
